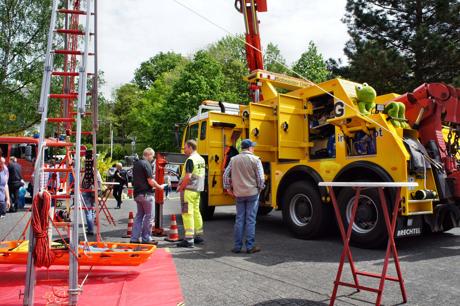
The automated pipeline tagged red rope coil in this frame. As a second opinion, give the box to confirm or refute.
[32,191,55,268]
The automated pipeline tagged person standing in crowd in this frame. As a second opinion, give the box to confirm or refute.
[107,164,116,181]
[223,139,265,254]
[130,148,164,245]
[177,140,206,248]
[0,157,11,219]
[82,170,102,236]
[113,163,127,209]
[7,157,23,212]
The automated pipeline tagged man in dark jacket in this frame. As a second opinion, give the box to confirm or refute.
[7,157,23,212]
[130,148,165,245]
[113,163,127,209]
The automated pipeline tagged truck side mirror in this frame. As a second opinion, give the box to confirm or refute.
[24,145,33,162]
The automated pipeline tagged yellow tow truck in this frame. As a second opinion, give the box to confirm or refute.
[178,1,460,248]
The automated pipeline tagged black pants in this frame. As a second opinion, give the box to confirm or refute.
[113,186,123,208]
[0,201,6,216]
[8,184,20,211]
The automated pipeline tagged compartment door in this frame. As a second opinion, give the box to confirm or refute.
[249,102,277,161]
[277,95,309,160]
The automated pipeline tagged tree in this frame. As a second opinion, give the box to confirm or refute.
[112,83,141,145]
[0,0,51,134]
[160,51,226,150]
[133,52,188,90]
[264,42,288,74]
[343,0,460,93]
[292,41,330,83]
[206,35,248,103]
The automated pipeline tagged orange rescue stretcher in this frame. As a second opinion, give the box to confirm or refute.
[0,240,155,266]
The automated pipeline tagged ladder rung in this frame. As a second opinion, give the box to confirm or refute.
[56,29,85,35]
[70,112,92,116]
[53,221,72,228]
[47,142,74,148]
[54,50,95,56]
[44,168,72,173]
[52,195,72,200]
[49,93,78,99]
[69,131,93,136]
[52,71,79,77]
[47,118,76,123]
[57,9,87,15]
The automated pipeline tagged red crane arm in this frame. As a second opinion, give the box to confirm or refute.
[235,0,267,72]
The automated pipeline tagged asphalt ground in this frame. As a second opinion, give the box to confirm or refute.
[1,192,459,306]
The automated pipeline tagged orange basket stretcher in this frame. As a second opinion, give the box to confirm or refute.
[0,241,156,266]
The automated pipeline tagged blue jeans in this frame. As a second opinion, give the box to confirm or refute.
[82,193,95,233]
[234,194,259,251]
[131,194,154,243]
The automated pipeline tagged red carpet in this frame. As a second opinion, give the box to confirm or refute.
[0,248,184,306]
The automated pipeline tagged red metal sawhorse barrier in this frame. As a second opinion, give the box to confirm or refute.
[98,182,119,226]
[318,182,418,306]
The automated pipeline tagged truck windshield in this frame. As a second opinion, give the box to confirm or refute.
[187,123,199,141]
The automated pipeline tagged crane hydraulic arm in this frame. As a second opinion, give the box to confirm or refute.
[396,83,460,198]
[234,0,267,72]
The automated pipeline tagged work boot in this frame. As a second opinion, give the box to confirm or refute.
[246,246,261,254]
[141,240,158,246]
[194,236,204,245]
[177,239,194,248]
[231,248,241,254]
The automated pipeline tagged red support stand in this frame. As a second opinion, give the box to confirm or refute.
[97,183,117,227]
[152,153,167,237]
[319,182,416,306]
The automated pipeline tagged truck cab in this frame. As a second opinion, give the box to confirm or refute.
[0,136,68,183]
[0,137,40,182]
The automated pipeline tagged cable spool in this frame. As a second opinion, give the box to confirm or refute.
[411,189,437,200]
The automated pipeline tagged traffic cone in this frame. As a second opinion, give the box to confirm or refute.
[122,211,134,238]
[165,214,180,242]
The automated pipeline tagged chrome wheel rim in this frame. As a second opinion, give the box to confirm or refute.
[346,194,379,234]
[290,194,313,227]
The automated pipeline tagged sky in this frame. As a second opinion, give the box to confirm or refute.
[98,0,349,98]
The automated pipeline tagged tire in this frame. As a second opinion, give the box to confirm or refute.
[199,191,215,220]
[257,206,273,216]
[282,181,328,239]
[337,186,389,248]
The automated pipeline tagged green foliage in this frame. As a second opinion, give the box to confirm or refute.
[206,35,248,102]
[133,52,188,90]
[0,0,51,134]
[96,151,113,181]
[264,43,288,74]
[111,144,129,161]
[343,0,460,92]
[112,83,141,145]
[291,41,330,83]
[164,50,226,134]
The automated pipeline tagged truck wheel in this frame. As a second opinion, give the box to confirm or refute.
[257,206,273,216]
[337,187,388,248]
[199,192,215,220]
[282,181,326,239]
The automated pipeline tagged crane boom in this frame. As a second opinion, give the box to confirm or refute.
[235,0,267,72]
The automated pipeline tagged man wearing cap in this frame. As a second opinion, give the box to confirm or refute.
[223,139,265,254]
